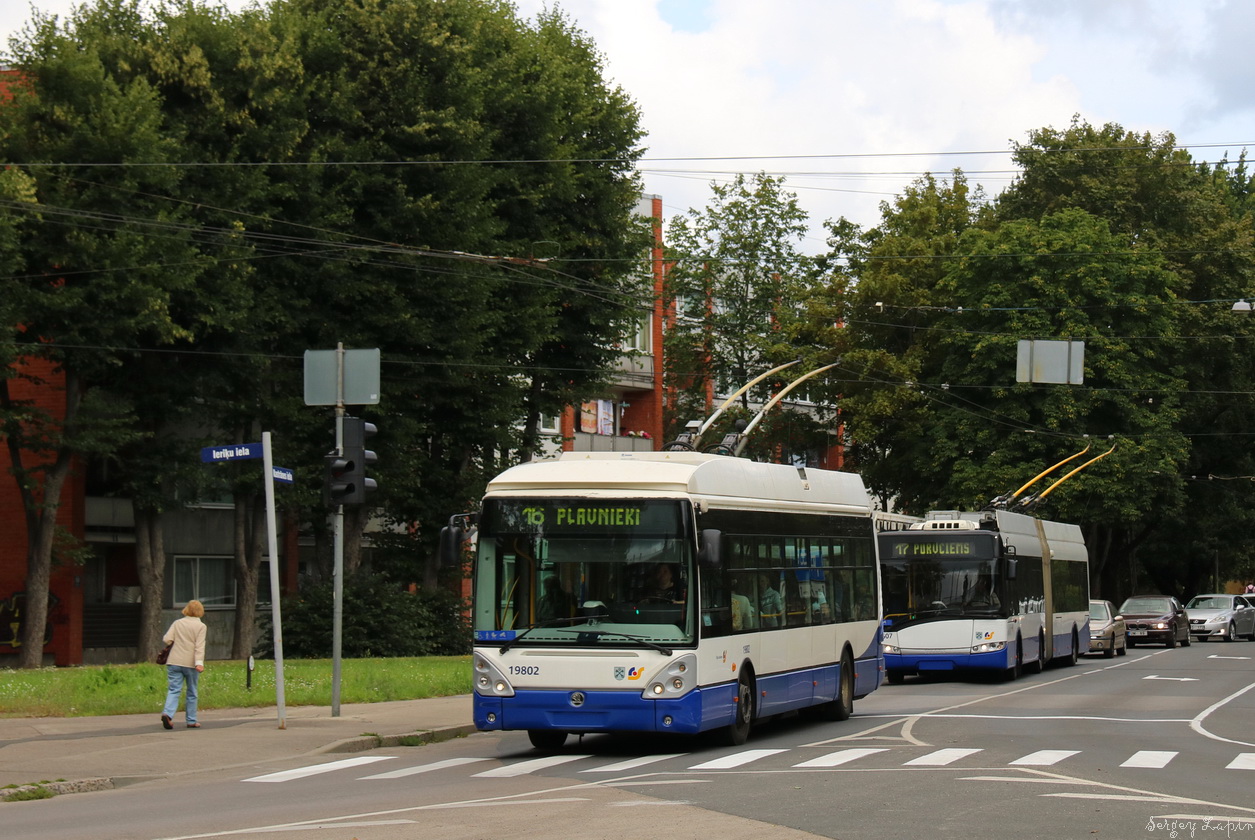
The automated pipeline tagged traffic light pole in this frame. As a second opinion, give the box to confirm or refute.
[332,347,345,717]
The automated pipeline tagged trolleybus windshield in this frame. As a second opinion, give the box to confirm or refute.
[474,498,695,647]
[880,533,1010,622]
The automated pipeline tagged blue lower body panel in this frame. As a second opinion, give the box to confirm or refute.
[885,648,1010,676]
[476,658,876,735]
[475,686,718,735]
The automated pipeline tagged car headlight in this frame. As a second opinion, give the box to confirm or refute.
[1152,621,1167,630]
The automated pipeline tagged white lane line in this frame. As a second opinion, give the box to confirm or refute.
[1010,750,1080,766]
[473,755,591,778]
[581,754,688,773]
[904,748,982,766]
[1226,753,1255,770]
[243,756,396,783]
[1120,751,1178,769]
[688,749,788,770]
[794,748,889,768]
[360,757,492,780]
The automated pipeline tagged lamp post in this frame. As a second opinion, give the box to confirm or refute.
[1233,299,1252,313]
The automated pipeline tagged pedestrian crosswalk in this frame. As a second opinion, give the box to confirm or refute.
[242,746,1255,784]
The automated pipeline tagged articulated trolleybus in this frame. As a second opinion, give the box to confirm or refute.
[879,508,1090,682]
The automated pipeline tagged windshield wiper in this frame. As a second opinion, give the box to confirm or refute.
[570,629,673,656]
[498,616,585,654]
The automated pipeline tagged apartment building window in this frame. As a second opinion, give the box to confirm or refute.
[174,555,234,607]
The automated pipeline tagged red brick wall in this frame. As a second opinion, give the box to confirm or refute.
[0,355,86,665]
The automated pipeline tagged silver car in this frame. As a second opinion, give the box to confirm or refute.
[1185,594,1255,642]
[1088,599,1127,658]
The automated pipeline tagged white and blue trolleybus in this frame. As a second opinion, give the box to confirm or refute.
[448,449,885,749]
[879,509,1089,682]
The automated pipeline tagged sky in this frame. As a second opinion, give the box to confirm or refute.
[2,0,1253,251]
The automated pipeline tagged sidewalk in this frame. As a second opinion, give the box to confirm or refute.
[0,694,476,799]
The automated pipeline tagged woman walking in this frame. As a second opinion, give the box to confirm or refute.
[160,600,207,730]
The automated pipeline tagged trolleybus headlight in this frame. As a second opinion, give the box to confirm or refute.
[641,653,697,700]
[472,656,515,697]
[882,643,899,654]
[971,641,1006,653]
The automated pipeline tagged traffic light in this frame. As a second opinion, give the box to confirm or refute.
[323,416,378,506]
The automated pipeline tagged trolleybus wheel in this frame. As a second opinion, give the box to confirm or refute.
[527,729,568,751]
[1003,639,1022,681]
[724,668,754,746]
[817,650,855,721]
[886,670,905,685]
[1027,631,1045,674]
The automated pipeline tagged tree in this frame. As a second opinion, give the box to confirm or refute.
[0,0,649,662]
[663,173,819,458]
[833,121,1255,600]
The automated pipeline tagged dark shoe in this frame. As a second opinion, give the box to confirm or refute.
[186,723,201,729]
[161,714,173,730]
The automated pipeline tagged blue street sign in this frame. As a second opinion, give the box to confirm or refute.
[271,467,294,485]
[200,443,263,463]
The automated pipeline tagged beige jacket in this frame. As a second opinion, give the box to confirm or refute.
[162,616,207,668]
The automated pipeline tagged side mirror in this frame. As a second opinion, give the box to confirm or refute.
[438,525,463,568]
[698,529,722,570]
[1006,557,1018,580]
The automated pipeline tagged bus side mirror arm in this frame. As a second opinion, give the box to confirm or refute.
[439,513,477,568]
[698,529,722,570]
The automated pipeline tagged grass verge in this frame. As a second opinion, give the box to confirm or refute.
[0,656,472,718]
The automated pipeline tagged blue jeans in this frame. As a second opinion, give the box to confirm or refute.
[163,665,200,724]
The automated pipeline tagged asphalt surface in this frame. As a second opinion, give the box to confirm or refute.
[0,694,475,799]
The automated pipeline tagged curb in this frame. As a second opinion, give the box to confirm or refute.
[0,724,480,803]
[317,724,479,755]
[0,778,114,801]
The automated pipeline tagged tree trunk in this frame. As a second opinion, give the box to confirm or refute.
[10,371,80,669]
[133,505,167,662]
[232,491,264,659]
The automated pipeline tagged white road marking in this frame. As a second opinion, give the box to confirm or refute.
[1225,753,1255,770]
[1010,750,1080,766]
[688,749,788,770]
[1121,751,1177,769]
[360,757,492,779]
[904,748,982,766]
[793,748,889,768]
[242,756,396,783]
[473,755,591,777]
[582,754,687,773]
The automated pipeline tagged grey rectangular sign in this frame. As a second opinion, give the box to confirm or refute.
[1016,339,1084,385]
[304,348,381,406]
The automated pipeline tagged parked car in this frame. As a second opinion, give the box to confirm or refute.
[1118,595,1191,648]
[1088,599,1127,658]
[1185,594,1255,642]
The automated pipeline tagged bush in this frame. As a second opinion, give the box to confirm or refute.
[263,573,470,658]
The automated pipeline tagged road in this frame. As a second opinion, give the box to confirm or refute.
[6,641,1254,840]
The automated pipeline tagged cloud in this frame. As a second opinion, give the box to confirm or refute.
[5,0,1250,248]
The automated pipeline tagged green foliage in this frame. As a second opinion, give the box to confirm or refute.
[831,119,1255,600]
[663,172,819,447]
[0,657,471,716]
[274,573,470,658]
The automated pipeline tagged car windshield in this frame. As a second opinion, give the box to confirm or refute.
[1089,602,1110,621]
[1120,597,1171,613]
[1186,596,1231,610]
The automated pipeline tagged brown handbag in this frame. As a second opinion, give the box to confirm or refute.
[156,641,173,665]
